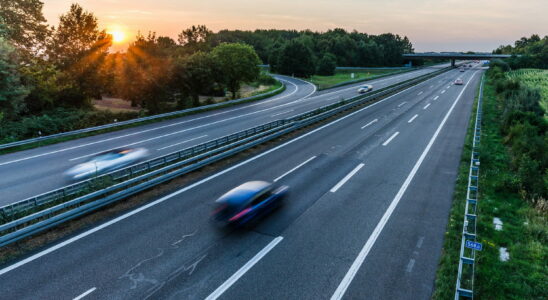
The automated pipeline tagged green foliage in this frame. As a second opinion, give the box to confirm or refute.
[119,32,175,114]
[257,72,277,85]
[488,68,547,204]
[172,51,222,107]
[0,107,138,143]
[46,4,112,107]
[433,77,548,300]
[274,39,316,77]
[0,37,27,120]
[0,0,48,56]
[507,69,548,115]
[494,34,548,69]
[211,43,261,98]
[177,25,212,53]
[210,28,413,69]
[316,53,337,76]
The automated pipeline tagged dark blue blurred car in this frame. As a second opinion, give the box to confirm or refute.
[212,181,289,226]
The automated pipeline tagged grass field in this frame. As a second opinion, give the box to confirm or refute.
[308,69,403,89]
[433,77,548,299]
[507,69,548,117]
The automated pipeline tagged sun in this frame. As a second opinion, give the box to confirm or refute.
[108,30,125,44]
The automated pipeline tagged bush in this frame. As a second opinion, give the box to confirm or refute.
[257,73,277,85]
[0,107,139,143]
[316,53,337,76]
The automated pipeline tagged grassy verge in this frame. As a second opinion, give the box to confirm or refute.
[433,76,548,299]
[0,81,285,155]
[247,80,283,97]
[507,69,548,119]
[308,69,404,89]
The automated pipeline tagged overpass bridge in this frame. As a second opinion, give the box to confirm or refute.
[403,53,512,67]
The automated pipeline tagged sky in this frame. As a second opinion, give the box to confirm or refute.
[43,0,548,52]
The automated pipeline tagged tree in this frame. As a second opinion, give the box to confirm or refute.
[0,37,28,120]
[120,32,174,113]
[316,53,337,76]
[211,43,261,98]
[172,51,221,107]
[177,25,212,53]
[47,4,112,107]
[276,39,315,77]
[0,0,48,56]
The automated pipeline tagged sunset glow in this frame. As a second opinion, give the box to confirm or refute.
[42,0,548,52]
[108,30,125,44]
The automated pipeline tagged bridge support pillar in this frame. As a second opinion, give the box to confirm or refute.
[451,59,456,67]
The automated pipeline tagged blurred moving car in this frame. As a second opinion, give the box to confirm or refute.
[212,181,289,226]
[454,78,464,85]
[357,84,373,94]
[65,147,149,180]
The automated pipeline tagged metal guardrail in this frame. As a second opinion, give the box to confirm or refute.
[0,67,452,247]
[0,83,286,151]
[0,119,292,219]
[454,74,484,299]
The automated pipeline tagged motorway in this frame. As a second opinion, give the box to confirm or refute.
[0,64,484,299]
[0,65,448,205]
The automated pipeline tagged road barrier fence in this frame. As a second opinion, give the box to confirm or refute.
[454,74,484,299]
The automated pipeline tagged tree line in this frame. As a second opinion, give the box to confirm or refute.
[0,0,414,142]
[493,34,548,69]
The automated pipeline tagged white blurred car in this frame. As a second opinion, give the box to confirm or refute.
[65,147,149,180]
[454,78,464,85]
[357,84,373,93]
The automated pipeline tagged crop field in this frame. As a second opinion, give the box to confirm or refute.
[507,69,548,115]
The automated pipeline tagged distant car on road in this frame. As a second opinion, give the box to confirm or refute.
[64,147,149,181]
[212,181,288,226]
[454,78,464,85]
[357,84,373,94]
[459,67,465,72]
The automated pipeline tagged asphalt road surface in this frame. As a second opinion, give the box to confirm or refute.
[0,65,449,205]
[0,64,484,299]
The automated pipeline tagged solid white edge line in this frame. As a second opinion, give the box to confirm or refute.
[0,68,446,277]
[408,114,419,123]
[205,236,283,300]
[330,163,365,193]
[382,132,400,146]
[360,119,378,129]
[302,80,317,99]
[73,287,96,300]
[156,135,209,151]
[330,70,479,300]
[273,156,317,182]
